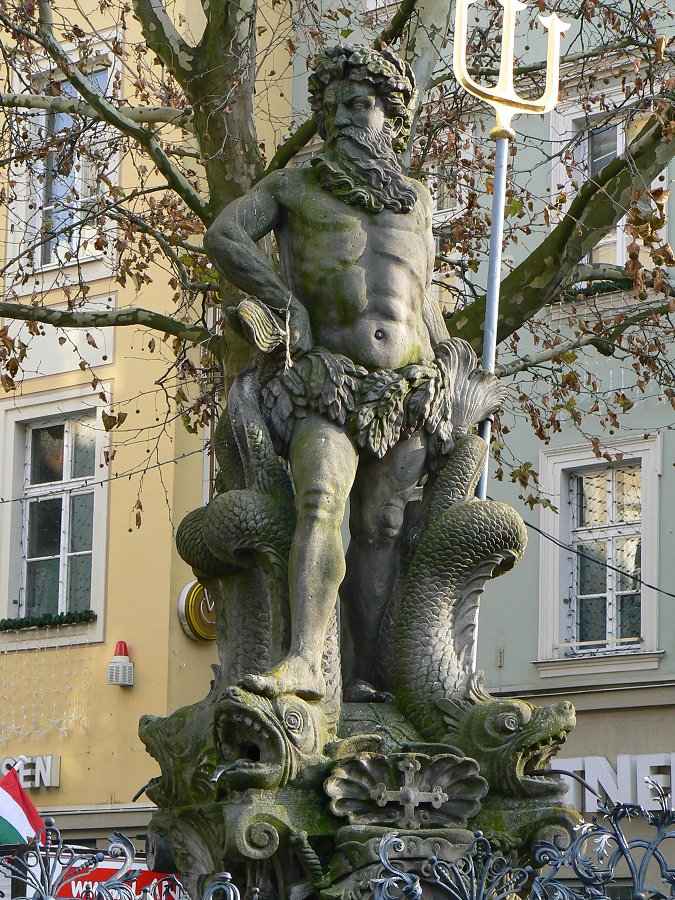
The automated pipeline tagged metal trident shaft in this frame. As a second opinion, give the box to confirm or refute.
[453,0,569,499]
[475,133,509,500]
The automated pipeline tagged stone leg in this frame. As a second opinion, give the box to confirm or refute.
[242,416,358,700]
[342,432,428,693]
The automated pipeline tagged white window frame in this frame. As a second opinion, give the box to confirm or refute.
[5,292,116,381]
[536,435,662,678]
[4,32,121,296]
[568,464,642,652]
[21,415,98,617]
[550,90,666,272]
[37,68,113,270]
[0,383,111,646]
[551,92,628,267]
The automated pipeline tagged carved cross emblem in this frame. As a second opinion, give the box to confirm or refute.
[369,756,449,829]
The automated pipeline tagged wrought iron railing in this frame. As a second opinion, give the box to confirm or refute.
[0,818,181,900]
[1,780,673,900]
[373,778,675,900]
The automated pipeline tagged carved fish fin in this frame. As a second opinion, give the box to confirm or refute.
[432,338,507,440]
[466,670,493,703]
[229,368,293,498]
[450,552,513,687]
[437,695,474,742]
[237,298,286,353]
[437,672,495,743]
[325,734,382,759]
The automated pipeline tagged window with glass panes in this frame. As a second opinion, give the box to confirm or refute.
[21,416,97,616]
[577,116,662,270]
[587,123,620,265]
[40,70,109,266]
[552,101,668,275]
[568,465,641,652]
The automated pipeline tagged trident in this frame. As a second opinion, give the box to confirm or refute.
[453,0,569,499]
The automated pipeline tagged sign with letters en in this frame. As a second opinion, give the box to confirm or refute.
[0,756,60,789]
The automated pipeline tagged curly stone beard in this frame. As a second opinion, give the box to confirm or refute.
[311,123,417,214]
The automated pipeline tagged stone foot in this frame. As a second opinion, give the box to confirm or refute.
[240,655,326,700]
[343,678,394,703]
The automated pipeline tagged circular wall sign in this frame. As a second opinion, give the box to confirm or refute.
[177,581,216,641]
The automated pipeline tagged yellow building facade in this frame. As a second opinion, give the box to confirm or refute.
[0,0,291,848]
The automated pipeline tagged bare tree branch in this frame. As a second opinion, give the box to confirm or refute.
[561,262,672,295]
[36,0,53,27]
[446,108,675,349]
[107,208,213,293]
[0,185,166,280]
[264,118,316,176]
[130,0,197,85]
[375,0,419,49]
[0,300,213,344]
[566,263,633,286]
[0,11,210,222]
[498,299,674,377]
[0,92,195,130]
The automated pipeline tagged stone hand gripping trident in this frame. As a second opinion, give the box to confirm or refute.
[453,0,569,499]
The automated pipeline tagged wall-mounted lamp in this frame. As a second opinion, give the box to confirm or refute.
[107,640,134,686]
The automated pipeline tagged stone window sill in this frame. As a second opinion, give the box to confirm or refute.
[0,611,96,632]
[0,615,99,651]
[534,650,664,678]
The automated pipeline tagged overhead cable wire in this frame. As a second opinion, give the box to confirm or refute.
[517,510,675,600]
[0,446,204,506]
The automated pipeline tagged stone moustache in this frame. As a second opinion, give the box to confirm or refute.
[139,44,580,900]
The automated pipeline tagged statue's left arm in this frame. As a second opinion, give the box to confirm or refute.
[419,182,449,348]
[423,293,449,347]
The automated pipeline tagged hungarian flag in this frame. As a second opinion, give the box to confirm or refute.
[0,768,44,844]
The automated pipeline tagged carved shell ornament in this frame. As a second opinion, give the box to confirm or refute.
[324,752,487,830]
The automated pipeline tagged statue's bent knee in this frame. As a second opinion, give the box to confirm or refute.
[353,500,406,542]
[296,482,346,526]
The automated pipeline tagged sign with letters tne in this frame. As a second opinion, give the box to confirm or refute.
[557,753,674,811]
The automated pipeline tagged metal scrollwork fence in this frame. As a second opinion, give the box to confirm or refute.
[0,781,673,900]
[0,818,183,900]
[374,778,675,900]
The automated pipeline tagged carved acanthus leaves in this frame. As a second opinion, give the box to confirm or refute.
[353,339,506,458]
[324,752,487,830]
[261,338,507,460]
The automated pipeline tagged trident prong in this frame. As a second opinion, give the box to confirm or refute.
[454,0,569,137]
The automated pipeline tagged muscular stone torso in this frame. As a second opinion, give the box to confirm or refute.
[273,169,434,370]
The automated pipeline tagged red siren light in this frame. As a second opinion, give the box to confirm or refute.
[114,640,129,658]
[108,641,134,686]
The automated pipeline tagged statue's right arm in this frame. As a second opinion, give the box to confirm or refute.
[204,174,292,313]
[205,174,312,351]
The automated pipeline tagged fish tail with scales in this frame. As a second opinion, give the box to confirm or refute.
[394,433,528,740]
[175,368,296,684]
